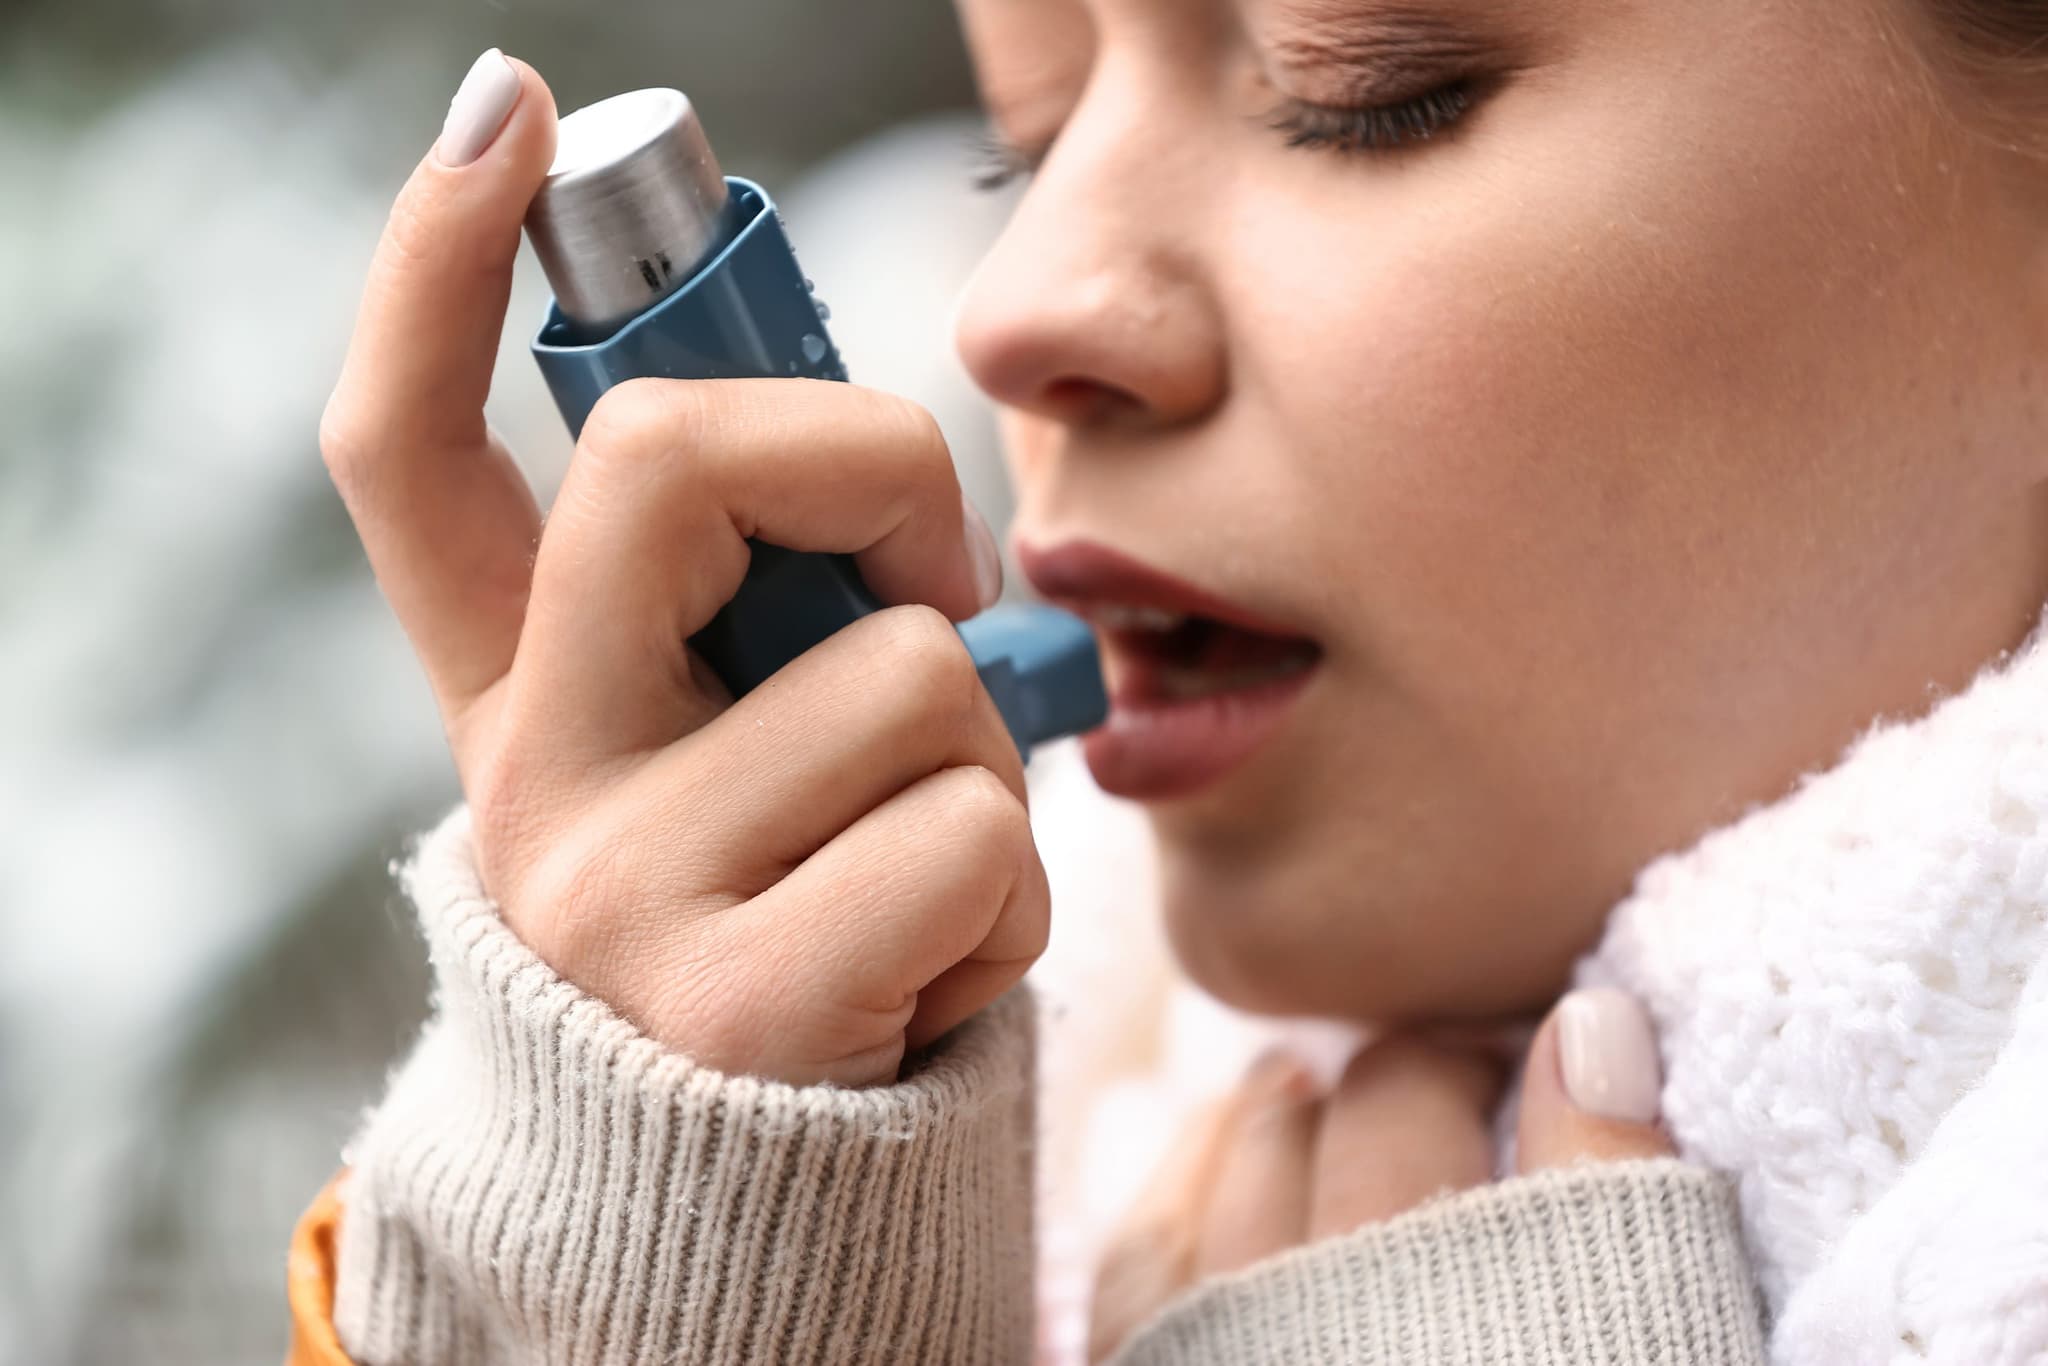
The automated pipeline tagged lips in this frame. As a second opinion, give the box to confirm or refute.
[1018,540,1323,801]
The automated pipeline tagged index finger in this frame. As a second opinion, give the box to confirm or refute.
[507,379,1000,755]
[319,52,557,717]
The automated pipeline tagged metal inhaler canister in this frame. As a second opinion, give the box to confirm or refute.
[522,88,1106,758]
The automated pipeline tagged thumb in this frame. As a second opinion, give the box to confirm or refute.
[1517,987,1675,1173]
[333,51,558,456]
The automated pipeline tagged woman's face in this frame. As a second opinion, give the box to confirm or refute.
[951,0,2048,1020]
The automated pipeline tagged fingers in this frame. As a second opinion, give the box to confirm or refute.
[336,54,557,455]
[1086,994,1671,1365]
[616,604,1027,893]
[1308,1037,1503,1240]
[501,606,1030,1064]
[723,762,1047,1079]
[1088,1037,1505,1362]
[1191,1055,1320,1279]
[1089,1092,1246,1365]
[514,379,996,755]
[1517,987,1674,1173]
[320,53,558,719]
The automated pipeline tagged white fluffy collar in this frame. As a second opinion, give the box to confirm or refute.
[1577,600,2048,1362]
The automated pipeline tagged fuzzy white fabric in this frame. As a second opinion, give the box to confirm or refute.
[1578,601,2048,1364]
[1025,600,2048,1366]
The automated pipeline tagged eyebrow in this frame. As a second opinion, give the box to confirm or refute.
[954,0,1097,138]
[1261,2,1500,86]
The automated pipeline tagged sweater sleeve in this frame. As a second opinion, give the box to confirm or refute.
[327,813,1770,1366]
[1109,1158,1768,1366]
[330,805,1037,1366]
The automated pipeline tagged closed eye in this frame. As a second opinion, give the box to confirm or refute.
[971,128,1040,193]
[1270,79,1478,154]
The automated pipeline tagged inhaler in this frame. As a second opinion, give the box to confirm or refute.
[522,88,1107,757]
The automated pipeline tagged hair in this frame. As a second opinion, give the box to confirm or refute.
[1918,0,2048,152]
[1930,0,2048,56]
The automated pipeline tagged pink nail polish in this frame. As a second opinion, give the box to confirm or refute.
[437,49,521,167]
[962,493,1004,610]
[1557,987,1662,1123]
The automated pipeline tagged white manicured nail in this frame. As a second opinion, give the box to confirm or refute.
[437,49,521,167]
[963,494,1004,610]
[1558,987,1662,1124]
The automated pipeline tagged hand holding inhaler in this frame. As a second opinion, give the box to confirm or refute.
[320,53,1103,1085]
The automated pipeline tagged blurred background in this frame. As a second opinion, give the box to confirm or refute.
[0,4,1028,1360]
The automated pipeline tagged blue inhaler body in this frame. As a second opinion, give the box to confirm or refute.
[522,89,1105,757]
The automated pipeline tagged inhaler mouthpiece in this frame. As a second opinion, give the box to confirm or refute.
[525,88,730,330]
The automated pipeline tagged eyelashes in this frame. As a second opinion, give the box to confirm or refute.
[1270,79,1477,153]
[970,78,1480,193]
[970,131,1037,194]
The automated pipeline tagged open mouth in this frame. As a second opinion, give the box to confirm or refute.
[1017,539,1324,801]
[1090,605,1323,705]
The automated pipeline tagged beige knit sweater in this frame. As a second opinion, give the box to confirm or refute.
[331,807,1768,1365]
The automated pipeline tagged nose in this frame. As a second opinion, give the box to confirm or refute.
[953,107,1229,431]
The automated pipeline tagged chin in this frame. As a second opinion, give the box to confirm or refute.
[1151,835,1575,1026]
[1153,843,1393,1020]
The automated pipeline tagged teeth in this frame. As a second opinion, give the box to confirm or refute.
[1095,604,1189,633]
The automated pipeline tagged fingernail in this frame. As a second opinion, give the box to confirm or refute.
[963,493,1004,611]
[1557,987,1661,1124]
[437,49,521,167]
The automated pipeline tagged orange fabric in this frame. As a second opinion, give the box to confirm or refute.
[286,1172,355,1366]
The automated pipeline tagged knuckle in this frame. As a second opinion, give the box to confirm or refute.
[577,377,700,472]
[378,185,447,276]
[869,390,948,464]
[316,392,371,494]
[859,390,953,490]
[464,746,555,877]
[1010,853,1054,962]
[944,764,1029,845]
[877,605,982,719]
[518,835,631,974]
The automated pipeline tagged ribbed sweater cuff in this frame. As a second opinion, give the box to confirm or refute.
[332,805,1036,1366]
[1110,1159,1767,1366]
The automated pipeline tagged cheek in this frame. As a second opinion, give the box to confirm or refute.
[1230,45,2001,827]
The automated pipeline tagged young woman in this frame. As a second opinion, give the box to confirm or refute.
[290,0,2048,1360]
